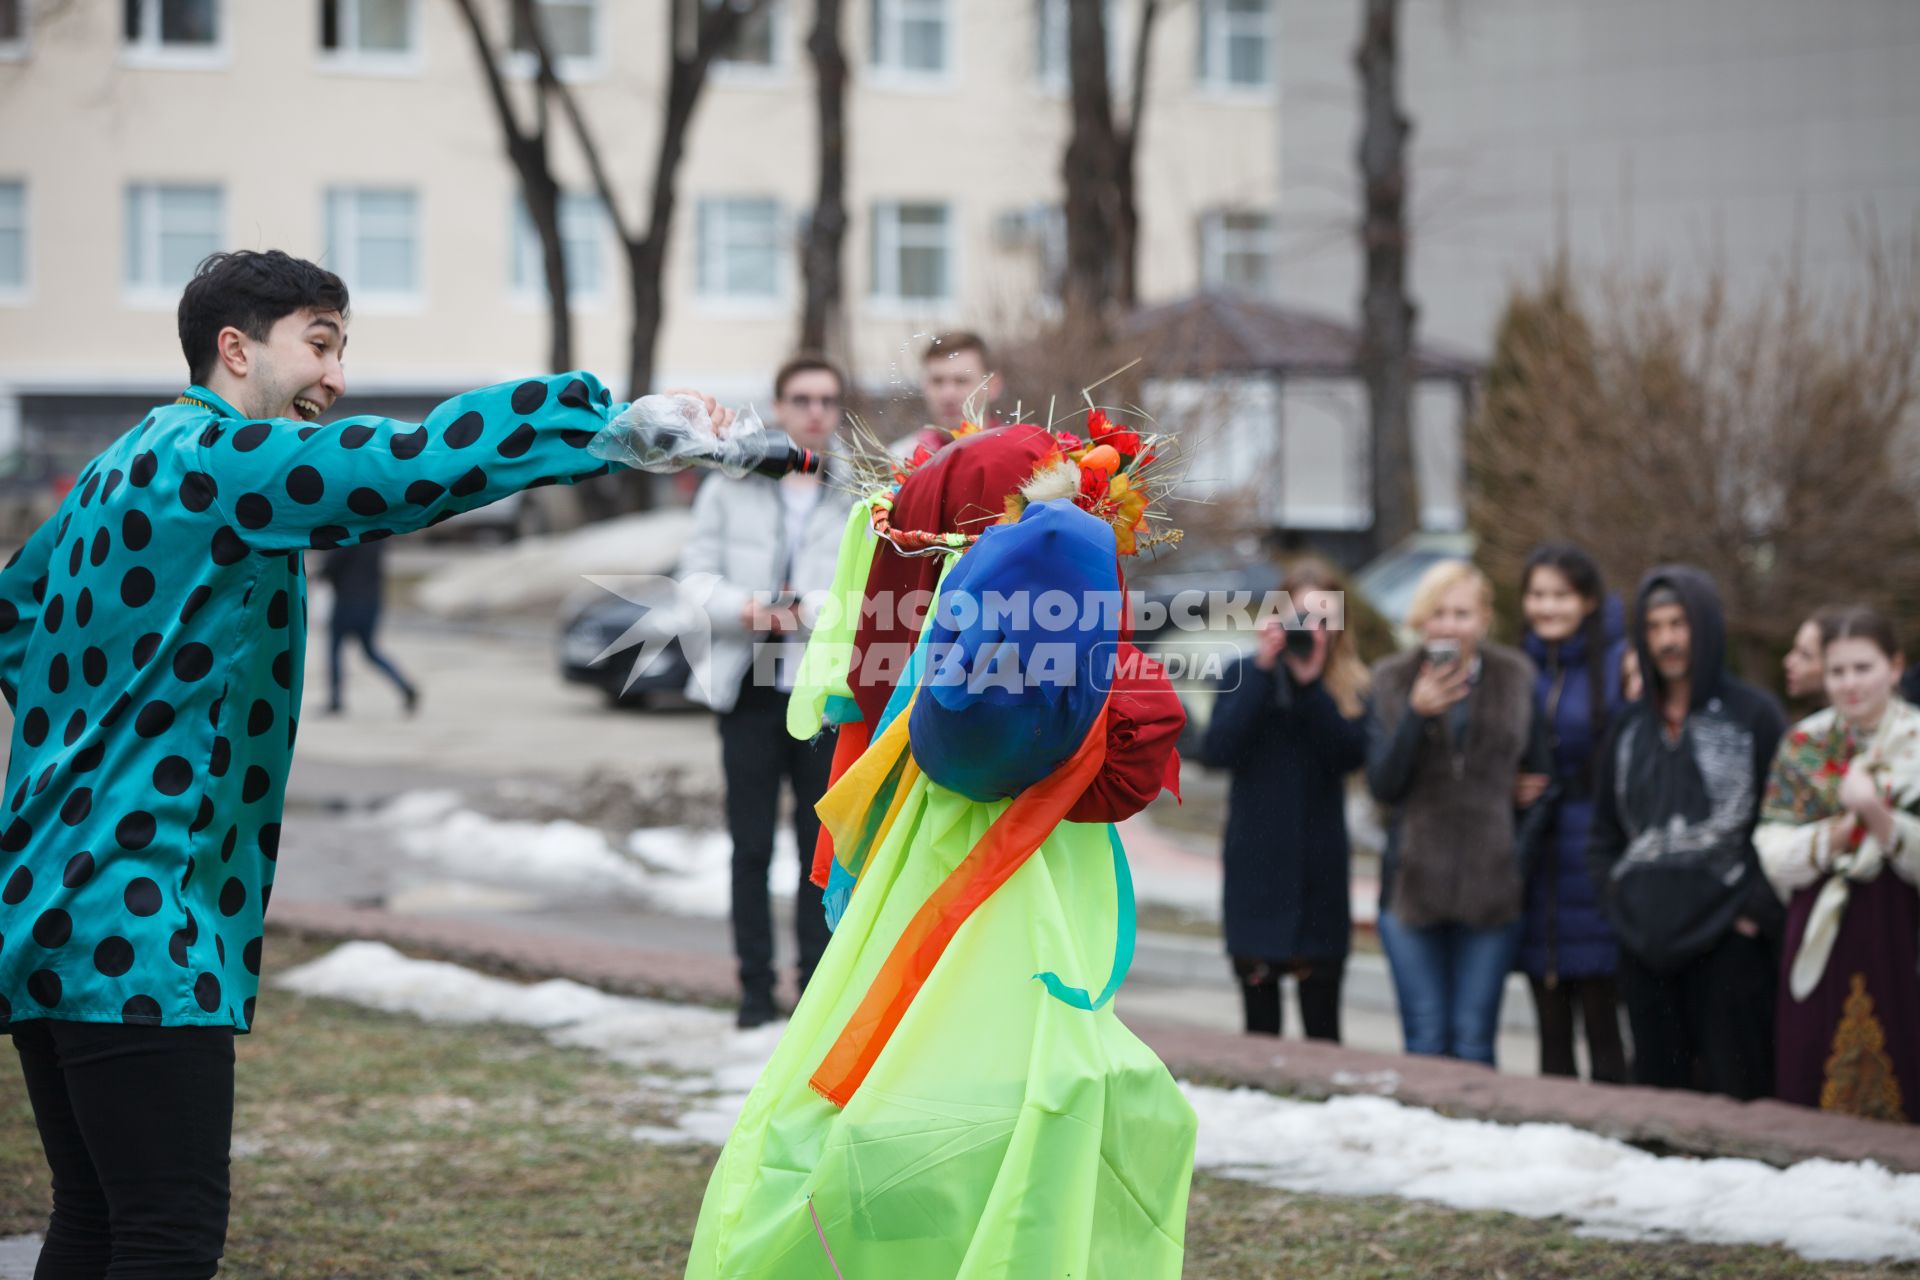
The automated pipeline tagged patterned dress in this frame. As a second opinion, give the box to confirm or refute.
[0,375,622,1032]
[1756,700,1920,1121]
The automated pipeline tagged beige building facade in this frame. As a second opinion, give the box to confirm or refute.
[0,0,1285,470]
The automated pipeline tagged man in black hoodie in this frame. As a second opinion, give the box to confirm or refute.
[1587,566,1786,1099]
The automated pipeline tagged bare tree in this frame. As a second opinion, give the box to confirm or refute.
[1468,240,1920,685]
[1061,0,1164,331]
[1112,0,1163,309]
[798,0,848,357]
[449,0,572,372]
[526,0,769,397]
[1356,0,1419,556]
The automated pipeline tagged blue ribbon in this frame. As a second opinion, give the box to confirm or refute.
[1032,824,1137,1011]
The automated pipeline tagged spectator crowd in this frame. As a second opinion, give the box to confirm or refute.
[676,329,1917,1126]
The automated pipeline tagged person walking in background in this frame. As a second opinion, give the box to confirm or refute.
[1756,605,1920,1121]
[677,355,853,1028]
[1205,558,1370,1042]
[1783,608,1840,712]
[321,540,417,716]
[1366,561,1538,1067]
[1514,545,1629,1082]
[1588,566,1787,1100]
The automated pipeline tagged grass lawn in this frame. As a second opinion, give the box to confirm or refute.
[0,936,1909,1278]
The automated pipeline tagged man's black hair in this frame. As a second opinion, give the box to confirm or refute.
[177,250,350,384]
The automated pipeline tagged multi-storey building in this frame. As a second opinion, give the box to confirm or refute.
[0,0,1285,478]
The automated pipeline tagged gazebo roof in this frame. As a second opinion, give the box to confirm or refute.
[1120,292,1481,380]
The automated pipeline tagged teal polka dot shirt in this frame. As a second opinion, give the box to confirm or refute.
[0,373,624,1031]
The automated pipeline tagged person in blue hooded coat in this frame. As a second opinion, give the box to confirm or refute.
[1514,545,1631,1082]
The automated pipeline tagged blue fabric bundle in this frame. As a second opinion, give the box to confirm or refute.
[908,500,1120,801]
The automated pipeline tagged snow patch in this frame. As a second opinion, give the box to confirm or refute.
[1186,1085,1920,1263]
[279,941,1920,1264]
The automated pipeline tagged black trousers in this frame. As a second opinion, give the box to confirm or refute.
[1618,930,1776,1100]
[1527,975,1628,1083]
[327,606,414,709]
[10,1019,233,1279]
[719,681,834,997]
[1232,955,1344,1042]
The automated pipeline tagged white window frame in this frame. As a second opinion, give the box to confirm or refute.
[710,0,788,82]
[867,0,952,89]
[1034,0,1120,95]
[693,196,788,312]
[1195,0,1273,94]
[121,0,229,70]
[505,0,604,82]
[317,0,422,75]
[869,199,955,313]
[123,183,225,306]
[0,179,27,303]
[324,186,425,310]
[510,190,608,309]
[1200,208,1278,299]
[0,0,30,62]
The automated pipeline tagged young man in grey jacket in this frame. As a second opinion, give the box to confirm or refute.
[676,356,852,1026]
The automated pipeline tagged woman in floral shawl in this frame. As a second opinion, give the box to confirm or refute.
[1755,605,1920,1121]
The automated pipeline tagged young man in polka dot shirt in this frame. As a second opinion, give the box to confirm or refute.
[0,249,732,1274]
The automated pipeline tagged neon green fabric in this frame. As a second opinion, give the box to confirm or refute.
[787,498,881,741]
[684,779,1194,1278]
[1032,823,1137,1013]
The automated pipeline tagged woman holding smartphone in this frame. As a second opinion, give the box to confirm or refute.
[1367,560,1539,1066]
[1206,559,1371,1041]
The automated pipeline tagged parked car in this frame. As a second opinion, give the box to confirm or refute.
[557,587,693,710]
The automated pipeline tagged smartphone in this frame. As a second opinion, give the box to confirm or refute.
[1284,627,1318,658]
[1424,638,1461,669]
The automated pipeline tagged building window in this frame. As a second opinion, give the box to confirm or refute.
[122,0,222,56]
[124,184,223,295]
[511,191,606,302]
[871,201,951,304]
[0,0,27,60]
[325,187,421,301]
[1196,0,1271,90]
[696,198,783,302]
[869,0,946,78]
[1200,210,1277,298]
[510,0,599,75]
[713,0,780,69]
[0,181,25,295]
[320,0,416,58]
[1034,0,1119,90]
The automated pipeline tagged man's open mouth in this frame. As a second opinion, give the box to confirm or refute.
[292,397,323,421]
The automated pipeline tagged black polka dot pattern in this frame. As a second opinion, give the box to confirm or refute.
[0,373,618,1029]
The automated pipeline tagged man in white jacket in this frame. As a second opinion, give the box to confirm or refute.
[677,356,852,1026]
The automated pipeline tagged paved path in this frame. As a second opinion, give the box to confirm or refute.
[264,897,1920,1176]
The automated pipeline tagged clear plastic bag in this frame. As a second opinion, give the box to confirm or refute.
[591,394,786,479]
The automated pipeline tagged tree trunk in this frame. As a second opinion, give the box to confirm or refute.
[799,0,848,357]
[622,0,757,396]
[450,0,572,372]
[525,161,572,373]
[1113,0,1161,310]
[1356,0,1419,556]
[1062,0,1122,338]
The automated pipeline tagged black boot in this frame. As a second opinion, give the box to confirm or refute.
[736,986,779,1030]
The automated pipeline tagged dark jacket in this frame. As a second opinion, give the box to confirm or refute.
[1367,641,1537,930]
[1586,566,1787,975]
[1206,659,1369,961]
[321,542,386,618]
[1516,599,1628,981]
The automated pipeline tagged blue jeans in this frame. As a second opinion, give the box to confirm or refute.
[1377,909,1523,1066]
